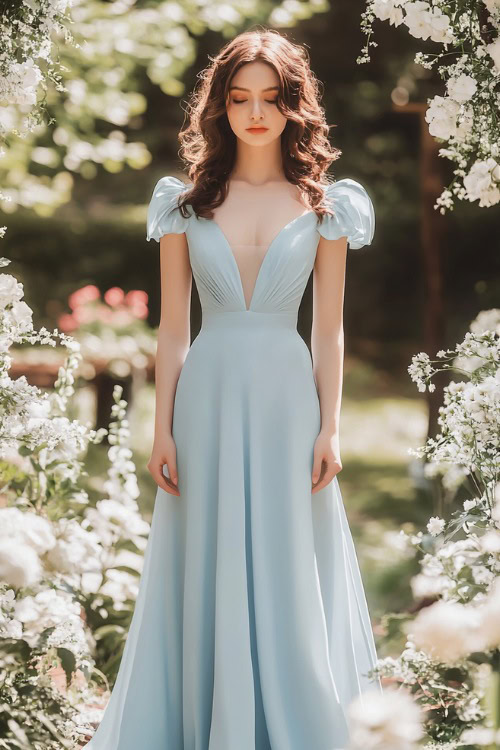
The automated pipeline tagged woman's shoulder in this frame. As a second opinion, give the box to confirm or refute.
[146,175,192,243]
[317,177,375,250]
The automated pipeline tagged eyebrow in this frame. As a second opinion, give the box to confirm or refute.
[229,86,279,92]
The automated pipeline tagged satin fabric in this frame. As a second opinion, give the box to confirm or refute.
[85,175,382,750]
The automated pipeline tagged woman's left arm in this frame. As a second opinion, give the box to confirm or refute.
[310,233,348,493]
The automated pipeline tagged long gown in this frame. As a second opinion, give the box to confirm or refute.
[84,174,383,750]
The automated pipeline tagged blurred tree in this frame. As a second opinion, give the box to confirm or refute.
[0,0,326,217]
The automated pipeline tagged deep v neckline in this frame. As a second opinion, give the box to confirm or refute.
[207,210,316,312]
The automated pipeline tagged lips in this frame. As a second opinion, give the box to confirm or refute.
[246,127,268,133]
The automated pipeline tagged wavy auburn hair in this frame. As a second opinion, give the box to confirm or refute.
[176,27,341,225]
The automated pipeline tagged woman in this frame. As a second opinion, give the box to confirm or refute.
[85,27,382,750]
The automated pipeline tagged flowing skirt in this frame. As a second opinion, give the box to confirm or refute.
[85,310,382,750]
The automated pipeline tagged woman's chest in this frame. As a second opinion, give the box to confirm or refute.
[210,186,311,248]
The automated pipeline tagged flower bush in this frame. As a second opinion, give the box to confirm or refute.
[0,256,151,747]
[0,0,74,135]
[359,1,500,212]
[56,283,156,379]
[347,309,500,749]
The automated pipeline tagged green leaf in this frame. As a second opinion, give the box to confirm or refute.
[112,565,141,577]
[18,445,34,457]
[56,647,76,686]
[93,624,126,640]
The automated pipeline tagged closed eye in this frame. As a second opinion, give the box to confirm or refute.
[232,99,278,104]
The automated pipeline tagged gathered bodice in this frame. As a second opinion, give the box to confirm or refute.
[146,175,375,318]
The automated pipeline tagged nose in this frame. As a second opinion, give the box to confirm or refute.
[250,99,264,121]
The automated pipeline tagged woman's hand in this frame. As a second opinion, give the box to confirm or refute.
[147,433,180,496]
[311,430,342,494]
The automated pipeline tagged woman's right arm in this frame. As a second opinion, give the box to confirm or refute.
[147,230,192,496]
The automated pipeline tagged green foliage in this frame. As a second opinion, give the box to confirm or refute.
[0,639,77,749]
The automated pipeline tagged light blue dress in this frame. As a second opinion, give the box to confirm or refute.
[85,175,382,750]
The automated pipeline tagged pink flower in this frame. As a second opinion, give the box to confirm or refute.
[125,290,148,307]
[125,290,149,319]
[131,303,148,320]
[68,285,100,311]
[104,287,125,307]
[95,307,114,324]
[58,313,78,332]
[73,305,98,324]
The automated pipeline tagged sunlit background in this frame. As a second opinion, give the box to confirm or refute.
[1,0,500,746]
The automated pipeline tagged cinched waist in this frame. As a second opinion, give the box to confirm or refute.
[201,309,298,331]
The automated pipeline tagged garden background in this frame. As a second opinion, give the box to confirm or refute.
[1,0,499,748]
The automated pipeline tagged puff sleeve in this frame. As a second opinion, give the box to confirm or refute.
[146,175,191,242]
[317,178,375,249]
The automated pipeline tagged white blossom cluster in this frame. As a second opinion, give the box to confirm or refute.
[366,637,491,745]
[407,310,500,495]
[0,258,151,740]
[352,310,500,748]
[347,685,424,750]
[0,0,75,137]
[412,372,500,480]
[0,259,103,461]
[410,531,498,602]
[408,575,500,662]
[403,481,500,663]
[408,311,500,394]
[359,0,500,212]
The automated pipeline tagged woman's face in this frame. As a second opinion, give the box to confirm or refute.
[226,61,287,147]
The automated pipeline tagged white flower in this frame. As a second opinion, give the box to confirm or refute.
[483,0,500,12]
[0,540,43,588]
[46,517,102,575]
[447,74,477,103]
[5,300,33,333]
[486,38,500,73]
[17,59,43,89]
[14,588,81,641]
[427,516,445,536]
[48,0,72,12]
[425,95,460,140]
[410,600,485,661]
[0,274,24,308]
[464,158,500,206]
[404,1,434,39]
[347,686,423,750]
[0,588,15,610]
[464,158,495,196]
[411,572,449,598]
[95,499,149,536]
[1,617,23,638]
[463,498,477,511]
[454,105,474,143]
[2,61,43,107]
[0,332,11,353]
[373,0,405,27]
[472,565,495,586]
[479,530,500,553]
[426,7,453,43]
[470,310,500,336]
[100,568,139,610]
[0,507,56,554]
[404,2,453,43]
[46,615,89,657]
